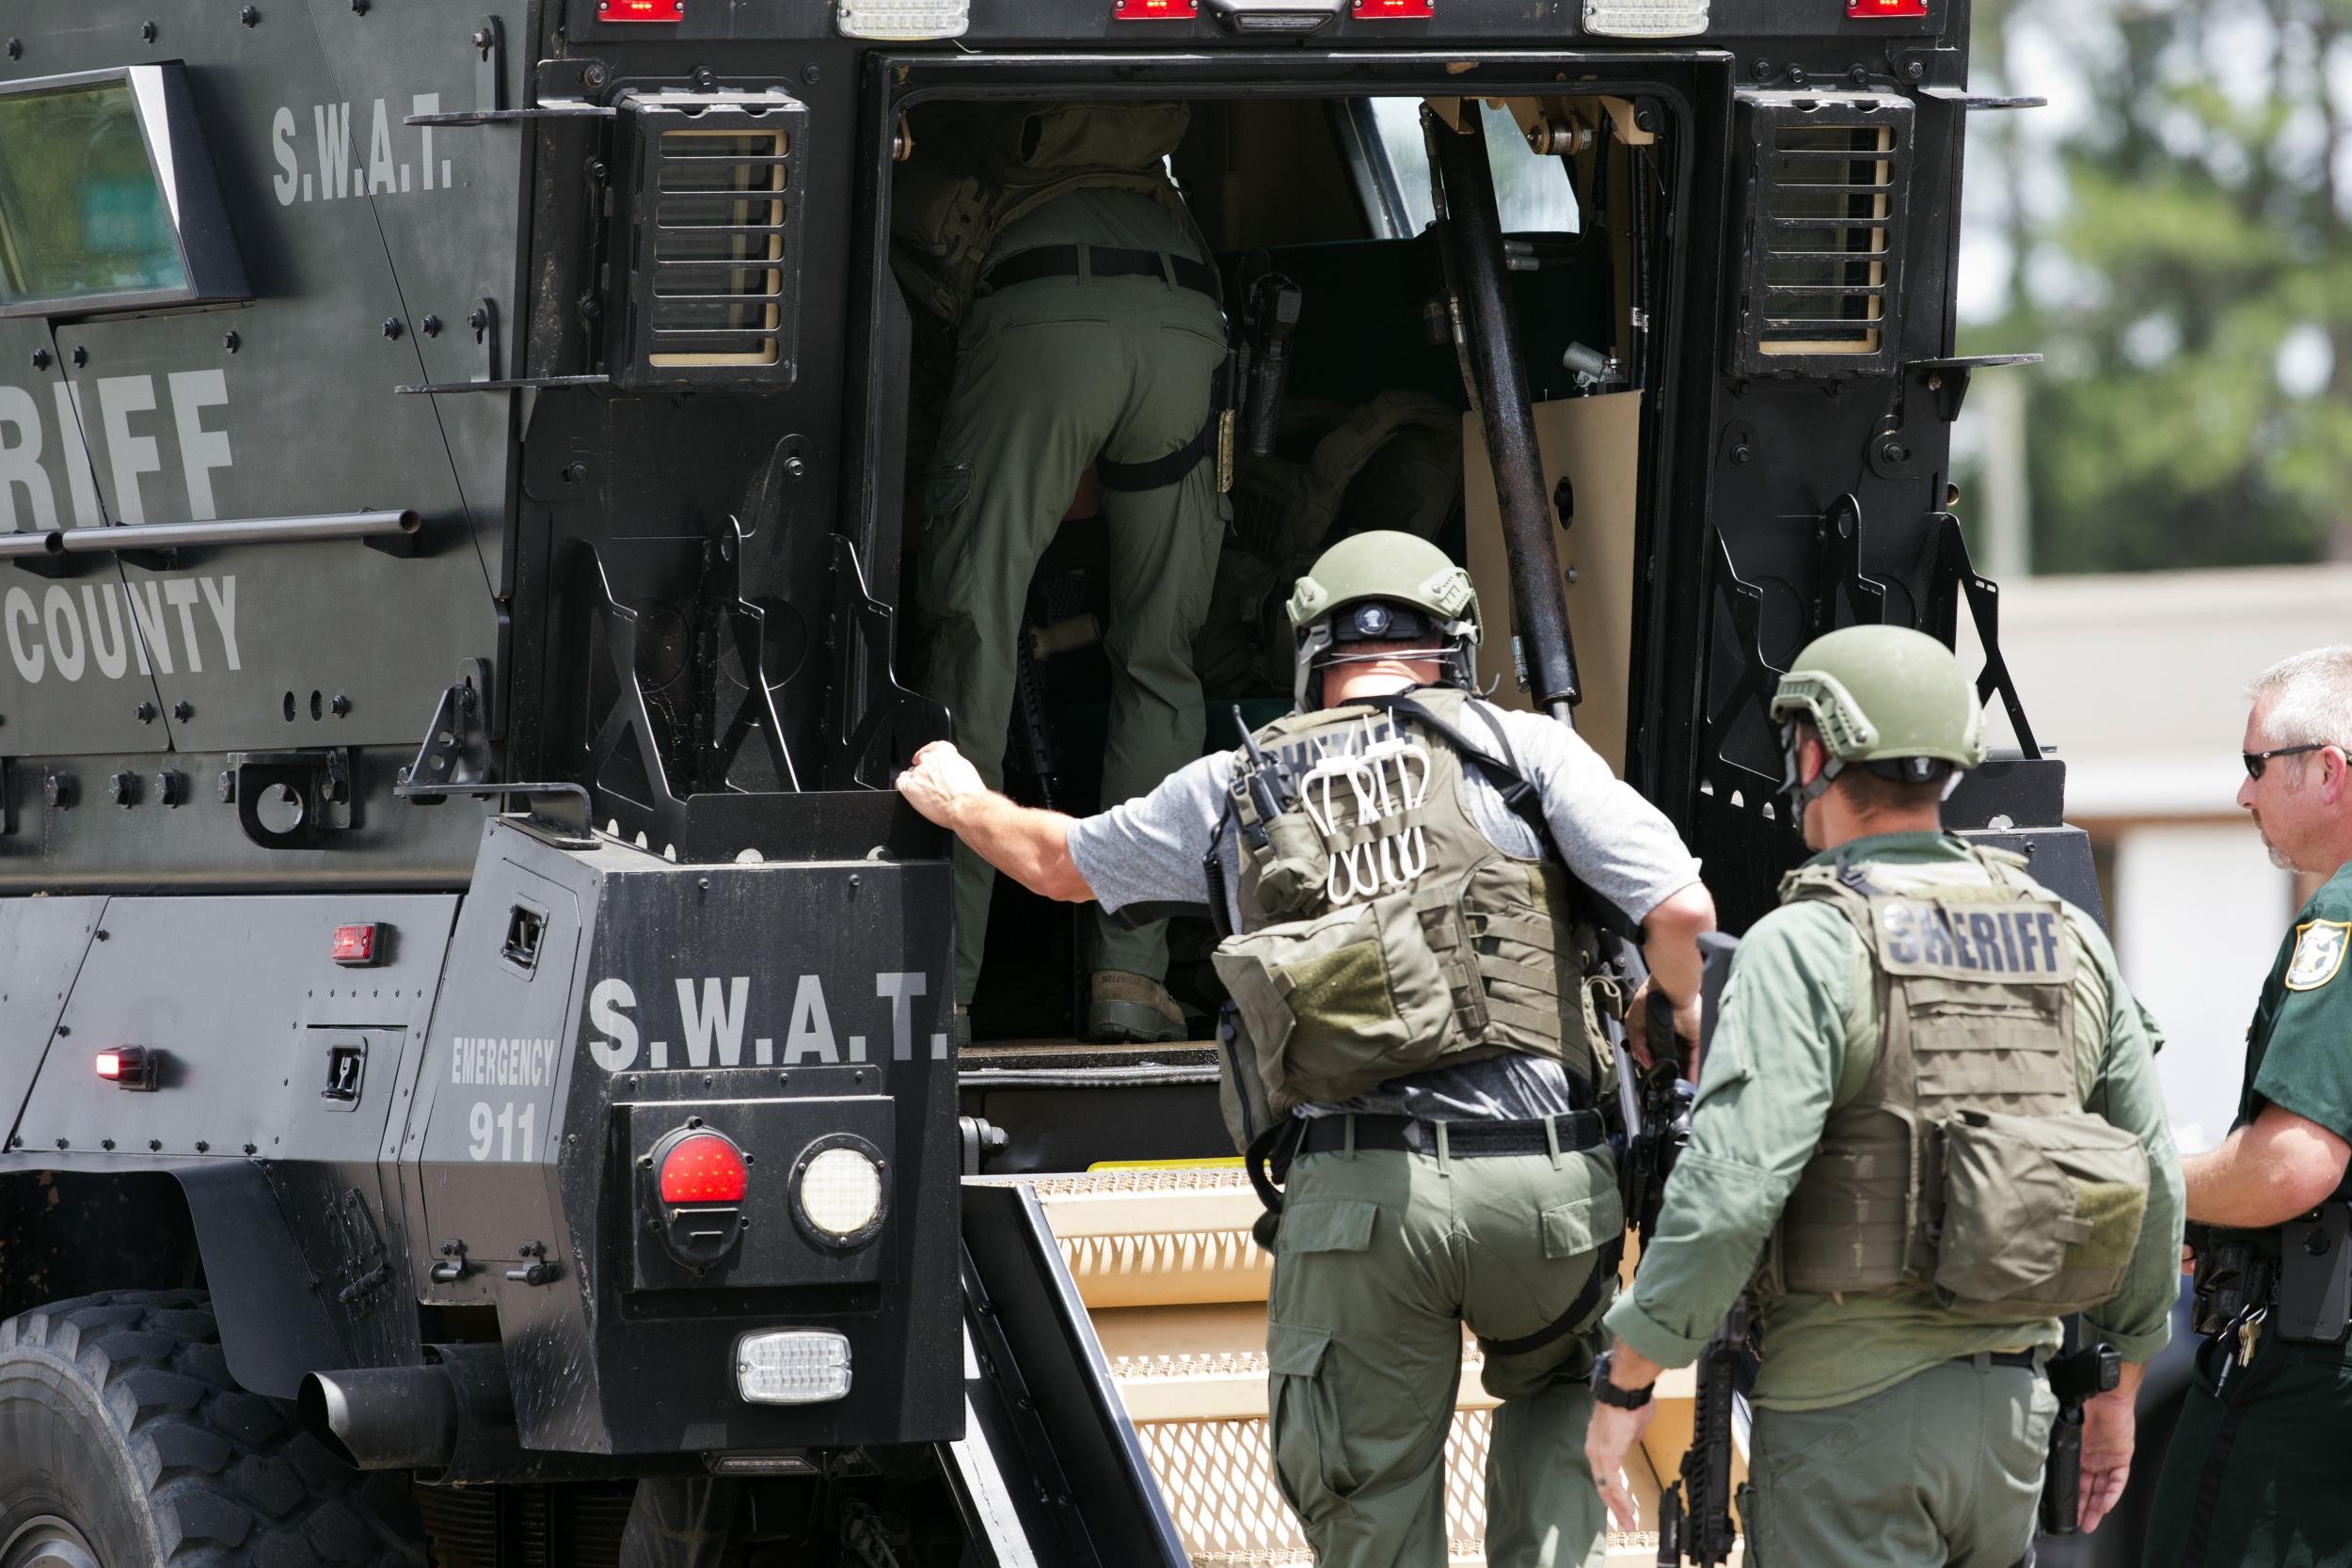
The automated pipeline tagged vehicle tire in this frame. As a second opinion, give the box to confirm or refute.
[0,1289,427,1568]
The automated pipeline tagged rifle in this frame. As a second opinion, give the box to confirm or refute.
[1009,616,1057,809]
[1651,931,1744,1568]
[2039,1342,2121,1536]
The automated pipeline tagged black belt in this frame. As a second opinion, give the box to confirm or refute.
[977,243,1222,302]
[1956,1349,2041,1370]
[1295,1110,1606,1161]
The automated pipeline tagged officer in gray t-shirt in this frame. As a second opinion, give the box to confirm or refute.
[899,531,1712,1568]
[1067,712,1703,1122]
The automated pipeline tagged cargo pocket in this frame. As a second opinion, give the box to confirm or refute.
[1934,1108,2148,1316]
[1267,1320,1358,1517]
[1277,1199,1377,1259]
[919,461,974,534]
[1542,1182,1625,1261]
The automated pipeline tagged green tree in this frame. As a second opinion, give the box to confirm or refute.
[1961,0,2352,573]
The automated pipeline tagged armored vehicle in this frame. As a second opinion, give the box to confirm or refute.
[0,0,2096,1563]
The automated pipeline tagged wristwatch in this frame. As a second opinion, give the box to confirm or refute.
[1589,1349,1655,1410]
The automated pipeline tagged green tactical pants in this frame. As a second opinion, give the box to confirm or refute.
[1265,1142,1623,1568]
[2144,1328,2352,1568]
[912,259,1228,1006]
[1741,1355,2054,1568]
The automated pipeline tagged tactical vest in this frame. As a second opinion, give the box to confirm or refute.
[890,101,1198,324]
[1207,689,1600,1128]
[1765,848,2152,1320]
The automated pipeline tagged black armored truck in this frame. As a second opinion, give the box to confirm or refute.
[0,1,2097,1563]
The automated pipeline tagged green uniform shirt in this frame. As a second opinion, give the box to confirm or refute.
[2234,861,2352,1154]
[1603,832,2185,1411]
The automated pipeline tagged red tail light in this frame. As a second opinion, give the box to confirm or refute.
[95,1052,123,1079]
[659,1132,749,1205]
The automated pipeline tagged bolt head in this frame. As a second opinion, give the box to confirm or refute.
[1903,58,1925,80]
[421,314,442,337]
[782,453,808,479]
[109,772,135,805]
[139,21,157,41]
[217,770,236,803]
[223,331,240,353]
[330,693,351,716]
[801,62,821,86]
[382,318,404,341]
[472,26,491,47]
[5,39,19,60]
[172,700,192,721]
[135,702,156,723]
[241,5,260,23]
[41,772,66,809]
[581,61,609,87]
[70,346,86,368]
[29,349,49,371]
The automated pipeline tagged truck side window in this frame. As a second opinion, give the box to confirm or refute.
[1359,99,1581,238]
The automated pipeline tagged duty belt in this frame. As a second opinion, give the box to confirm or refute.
[977,242,1222,303]
[1295,1110,1607,1161]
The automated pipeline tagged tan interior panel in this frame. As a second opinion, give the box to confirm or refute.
[1461,391,1645,778]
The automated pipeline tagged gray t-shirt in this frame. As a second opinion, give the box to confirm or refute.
[1065,699,1704,1121]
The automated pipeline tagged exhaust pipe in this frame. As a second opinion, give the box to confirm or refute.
[299,1344,522,1481]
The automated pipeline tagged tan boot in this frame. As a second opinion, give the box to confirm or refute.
[1086,971,1188,1045]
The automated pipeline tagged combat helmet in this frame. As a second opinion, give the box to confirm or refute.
[1286,531,1480,710]
[1770,625,1988,804]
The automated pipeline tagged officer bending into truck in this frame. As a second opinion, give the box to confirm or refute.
[2151,645,2352,1568]
[1583,626,2185,1568]
[898,531,1715,1568]
[894,100,1230,1047]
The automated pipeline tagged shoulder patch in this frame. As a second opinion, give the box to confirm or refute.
[2286,920,2351,992]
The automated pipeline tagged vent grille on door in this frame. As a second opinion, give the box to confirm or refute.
[617,91,808,388]
[1732,93,1912,376]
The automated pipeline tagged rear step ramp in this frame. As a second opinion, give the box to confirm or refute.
[971,1167,1720,1566]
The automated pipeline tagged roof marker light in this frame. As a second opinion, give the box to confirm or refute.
[834,0,968,40]
[1582,0,1708,37]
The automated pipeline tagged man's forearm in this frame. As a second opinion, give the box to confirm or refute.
[1641,883,1718,1008]
[2182,1107,2352,1227]
[946,791,1094,904]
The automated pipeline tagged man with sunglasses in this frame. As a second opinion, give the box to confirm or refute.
[2147,645,2352,1568]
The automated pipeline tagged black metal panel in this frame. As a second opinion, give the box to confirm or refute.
[960,1181,1188,1568]
[400,820,961,1456]
[620,1095,895,1291]
[174,1158,354,1397]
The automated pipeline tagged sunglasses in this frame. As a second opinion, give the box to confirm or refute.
[2244,742,2339,781]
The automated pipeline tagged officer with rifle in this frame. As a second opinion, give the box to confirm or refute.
[894,99,1231,1045]
[896,531,1716,1568]
[2149,646,2352,1568]
[1581,626,2185,1567]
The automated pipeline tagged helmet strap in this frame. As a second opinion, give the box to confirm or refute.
[1778,721,1843,808]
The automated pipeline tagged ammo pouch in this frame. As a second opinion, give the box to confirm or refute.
[1932,1107,2151,1318]
[1210,890,1479,1117]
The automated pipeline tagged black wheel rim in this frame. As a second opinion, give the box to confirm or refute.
[0,1517,102,1568]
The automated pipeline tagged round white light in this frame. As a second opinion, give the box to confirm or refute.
[798,1146,883,1240]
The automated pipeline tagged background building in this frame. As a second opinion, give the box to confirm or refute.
[1966,566,2352,1150]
